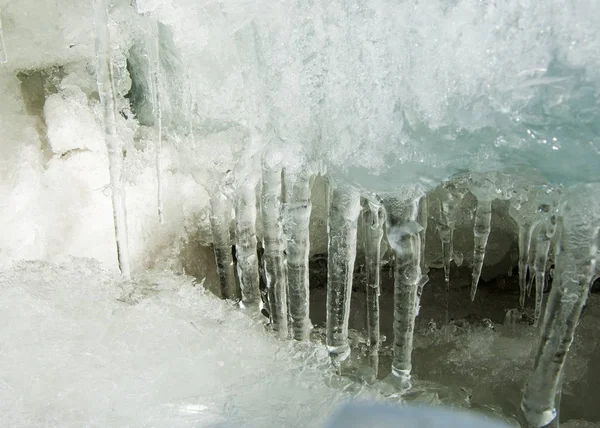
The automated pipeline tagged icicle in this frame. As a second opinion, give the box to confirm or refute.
[326,183,361,363]
[92,0,131,279]
[151,22,164,224]
[521,189,599,427]
[438,180,468,285]
[210,191,237,299]
[384,189,428,392]
[469,172,513,300]
[260,155,288,338]
[234,183,261,311]
[533,212,557,326]
[283,169,312,341]
[516,222,534,308]
[470,198,492,301]
[361,195,386,380]
[0,7,7,64]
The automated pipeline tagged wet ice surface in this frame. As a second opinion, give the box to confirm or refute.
[0,258,377,428]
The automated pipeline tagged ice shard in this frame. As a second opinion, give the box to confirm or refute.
[0,7,7,64]
[521,186,600,427]
[92,0,131,278]
[260,154,288,338]
[209,191,238,300]
[326,183,361,363]
[361,195,386,379]
[383,187,427,392]
[234,182,261,312]
[282,168,313,341]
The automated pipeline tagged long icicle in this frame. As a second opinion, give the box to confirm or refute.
[152,21,164,224]
[234,183,261,312]
[261,155,288,338]
[521,207,599,427]
[93,0,131,278]
[326,183,361,363]
[283,169,313,341]
[471,198,492,300]
[209,191,237,299]
[361,196,385,381]
[384,191,427,392]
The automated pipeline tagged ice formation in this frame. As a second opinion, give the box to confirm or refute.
[1,0,600,426]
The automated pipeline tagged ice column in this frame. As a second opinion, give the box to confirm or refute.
[384,188,428,392]
[234,182,261,311]
[210,191,238,299]
[92,0,131,278]
[283,169,313,341]
[361,196,386,379]
[326,183,361,363]
[261,155,288,338]
[0,7,7,63]
[521,187,600,427]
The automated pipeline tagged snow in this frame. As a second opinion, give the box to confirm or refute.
[0,258,376,427]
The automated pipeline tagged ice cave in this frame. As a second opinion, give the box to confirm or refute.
[0,0,599,427]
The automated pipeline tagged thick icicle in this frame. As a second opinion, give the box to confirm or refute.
[326,183,361,363]
[521,187,600,427]
[260,155,288,338]
[470,198,492,301]
[283,169,313,341]
[361,195,386,380]
[0,7,7,64]
[384,189,428,392]
[234,183,261,311]
[93,0,131,278]
[209,191,237,299]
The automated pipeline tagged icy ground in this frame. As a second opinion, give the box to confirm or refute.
[0,258,379,427]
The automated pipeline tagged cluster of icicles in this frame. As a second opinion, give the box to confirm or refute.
[86,2,599,427]
[207,164,599,428]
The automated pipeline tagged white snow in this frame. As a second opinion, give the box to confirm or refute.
[0,258,376,427]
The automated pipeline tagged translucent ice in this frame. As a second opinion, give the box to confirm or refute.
[361,195,386,379]
[326,183,361,362]
[92,0,131,278]
[521,185,600,427]
[283,168,313,341]
[383,186,428,391]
